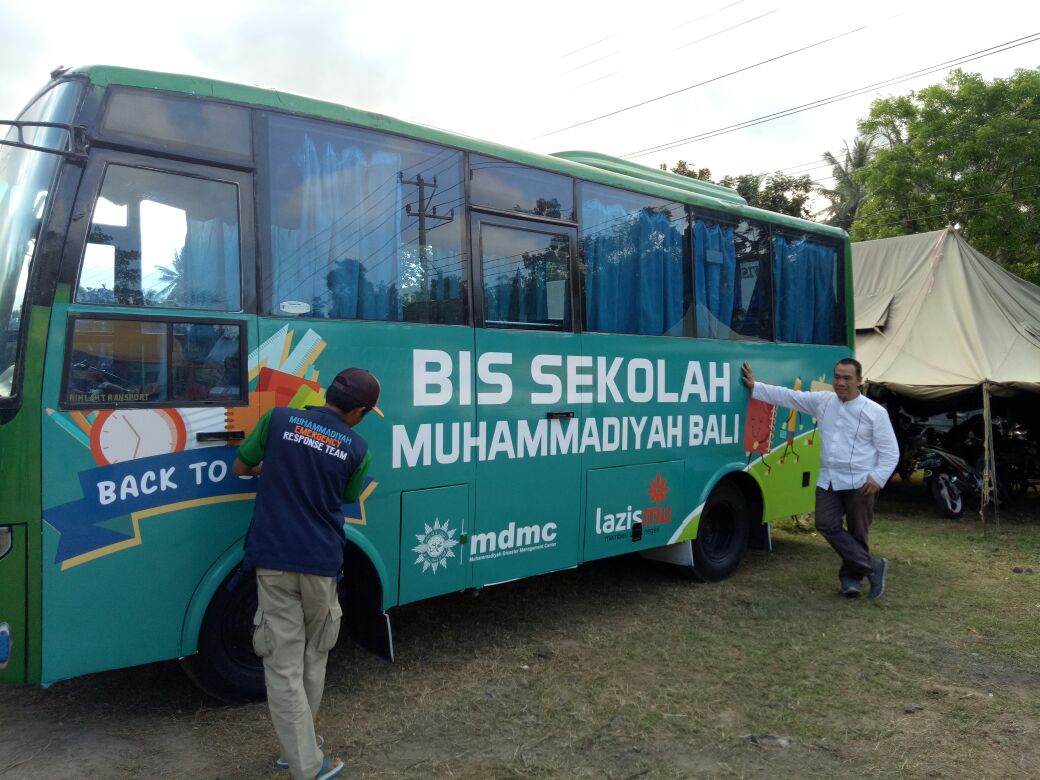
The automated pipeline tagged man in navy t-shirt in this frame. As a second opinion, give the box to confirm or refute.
[233,368,381,780]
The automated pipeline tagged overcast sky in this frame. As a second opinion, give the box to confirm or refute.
[3,0,1038,191]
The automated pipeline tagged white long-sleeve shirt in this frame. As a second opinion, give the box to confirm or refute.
[751,382,899,491]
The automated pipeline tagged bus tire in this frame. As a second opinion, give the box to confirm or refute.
[691,481,750,582]
[181,568,266,703]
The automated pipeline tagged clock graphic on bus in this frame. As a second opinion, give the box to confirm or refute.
[89,409,188,465]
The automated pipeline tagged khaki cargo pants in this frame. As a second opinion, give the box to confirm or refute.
[254,568,343,780]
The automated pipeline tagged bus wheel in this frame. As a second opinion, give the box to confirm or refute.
[181,568,265,703]
[691,482,750,582]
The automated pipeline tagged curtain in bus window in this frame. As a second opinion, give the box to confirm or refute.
[271,137,403,320]
[772,236,838,344]
[582,200,684,335]
[181,218,238,309]
[77,166,241,311]
[485,257,549,323]
[693,220,737,339]
[482,225,569,328]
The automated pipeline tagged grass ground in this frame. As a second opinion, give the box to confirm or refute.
[1,479,1038,779]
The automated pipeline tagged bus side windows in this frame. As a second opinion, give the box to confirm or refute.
[263,115,467,325]
[581,183,688,337]
[470,154,575,221]
[63,317,246,407]
[772,233,844,345]
[480,224,571,330]
[692,217,772,342]
[75,165,242,312]
[170,322,243,402]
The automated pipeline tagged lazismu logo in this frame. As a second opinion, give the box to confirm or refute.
[595,473,672,537]
[470,521,557,559]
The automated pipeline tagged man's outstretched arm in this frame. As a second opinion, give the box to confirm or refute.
[741,361,828,418]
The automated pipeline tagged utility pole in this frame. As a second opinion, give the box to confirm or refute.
[400,173,454,282]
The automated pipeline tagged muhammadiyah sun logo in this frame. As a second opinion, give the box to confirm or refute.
[412,518,459,574]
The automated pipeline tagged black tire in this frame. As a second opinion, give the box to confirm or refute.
[691,482,751,582]
[926,473,964,519]
[181,568,266,703]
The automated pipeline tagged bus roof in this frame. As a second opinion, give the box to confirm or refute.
[65,64,846,240]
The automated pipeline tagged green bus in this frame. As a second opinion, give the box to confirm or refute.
[0,65,852,700]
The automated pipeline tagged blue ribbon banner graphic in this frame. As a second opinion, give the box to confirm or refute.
[44,448,254,568]
[44,449,376,569]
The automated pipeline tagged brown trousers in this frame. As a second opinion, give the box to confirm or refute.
[814,487,880,580]
[254,569,342,780]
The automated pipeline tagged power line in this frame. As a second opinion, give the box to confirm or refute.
[627,32,1040,159]
[857,181,1040,223]
[677,0,748,30]
[561,49,622,76]
[866,192,1040,232]
[765,124,1040,183]
[570,71,621,91]
[560,34,618,60]
[672,7,781,52]
[558,1,747,78]
[535,23,868,139]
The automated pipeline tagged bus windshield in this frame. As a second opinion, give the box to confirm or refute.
[0,80,81,398]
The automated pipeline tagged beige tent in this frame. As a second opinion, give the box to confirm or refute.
[852,227,1040,517]
[854,227,1040,401]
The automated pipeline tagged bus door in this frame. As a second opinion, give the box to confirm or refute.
[39,150,257,681]
[471,214,582,586]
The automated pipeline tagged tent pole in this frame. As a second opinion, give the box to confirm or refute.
[981,382,999,532]
[988,384,1000,532]
[980,386,988,528]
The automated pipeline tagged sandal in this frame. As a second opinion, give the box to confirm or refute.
[274,734,324,770]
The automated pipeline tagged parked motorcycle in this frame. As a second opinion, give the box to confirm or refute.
[998,423,1040,498]
[895,412,1017,518]
[918,444,980,519]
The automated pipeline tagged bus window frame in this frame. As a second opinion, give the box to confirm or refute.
[469,210,580,334]
[59,149,256,316]
[467,152,577,224]
[256,111,470,327]
[688,206,778,343]
[0,79,86,420]
[768,224,848,347]
[95,86,254,168]
[59,311,250,411]
[576,180,693,339]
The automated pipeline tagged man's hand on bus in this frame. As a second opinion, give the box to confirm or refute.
[741,362,756,390]
[860,475,881,497]
[232,457,262,477]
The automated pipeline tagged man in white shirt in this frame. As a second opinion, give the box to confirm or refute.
[741,358,899,598]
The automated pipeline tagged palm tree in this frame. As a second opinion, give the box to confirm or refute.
[151,258,182,303]
[816,135,876,231]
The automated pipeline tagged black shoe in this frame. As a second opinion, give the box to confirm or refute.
[868,559,888,599]
[840,576,861,597]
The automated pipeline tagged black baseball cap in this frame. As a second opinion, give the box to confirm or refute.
[330,368,383,417]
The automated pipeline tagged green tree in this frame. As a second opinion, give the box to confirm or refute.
[661,162,814,219]
[718,172,814,219]
[660,160,713,181]
[852,68,1040,284]
[816,135,875,230]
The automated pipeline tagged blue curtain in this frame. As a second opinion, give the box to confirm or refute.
[182,218,239,310]
[271,135,402,319]
[485,259,550,324]
[772,236,838,344]
[693,220,738,339]
[583,201,684,335]
[484,248,561,324]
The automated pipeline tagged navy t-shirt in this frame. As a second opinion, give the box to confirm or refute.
[237,406,369,577]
